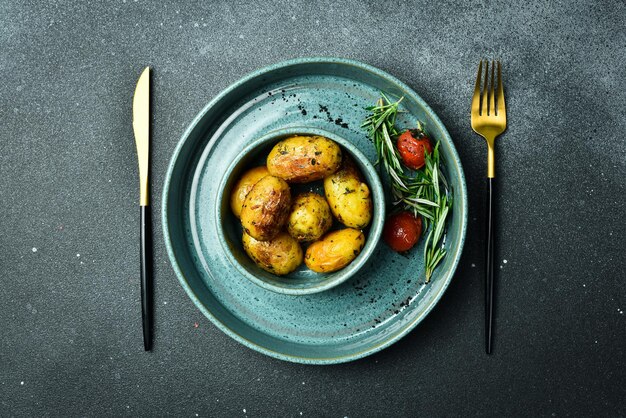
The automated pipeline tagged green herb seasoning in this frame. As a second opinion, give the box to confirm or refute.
[361,94,453,282]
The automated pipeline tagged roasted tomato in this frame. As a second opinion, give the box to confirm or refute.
[396,129,432,170]
[383,211,422,252]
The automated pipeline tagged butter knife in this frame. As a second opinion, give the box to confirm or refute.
[132,67,152,351]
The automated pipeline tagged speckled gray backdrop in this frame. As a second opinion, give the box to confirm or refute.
[1,0,625,416]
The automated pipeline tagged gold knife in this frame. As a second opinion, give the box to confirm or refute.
[132,67,152,351]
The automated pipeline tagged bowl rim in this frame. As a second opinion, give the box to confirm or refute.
[215,126,386,296]
[162,57,468,364]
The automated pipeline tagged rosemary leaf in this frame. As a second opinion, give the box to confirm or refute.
[362,94,453,284]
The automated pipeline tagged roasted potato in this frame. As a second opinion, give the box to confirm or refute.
[304,228,365,273]
[229,166,270,219]
[243,231,303,275]
[240,175,291,241]
[287,193,333,242]
[267,135,342,183]
[323,156,372,229]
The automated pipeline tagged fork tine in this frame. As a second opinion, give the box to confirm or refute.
[481,60,489,116]
[489,60,496,116]
[496,60,505,117]
[471,60,482,116]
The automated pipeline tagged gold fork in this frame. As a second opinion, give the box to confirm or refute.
[471,60,506,354]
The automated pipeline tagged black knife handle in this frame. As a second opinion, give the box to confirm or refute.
[140,205,153,351]
[485,178,495,354]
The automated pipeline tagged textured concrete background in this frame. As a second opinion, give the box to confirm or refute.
[1,0,625,416]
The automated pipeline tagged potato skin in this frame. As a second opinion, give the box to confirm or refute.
[304,228,365,273]
[240,175,291,241]
[323,156,372,229]
[287,193,333,242]
[229,166,270,219]
[243,231,303,275]
[267,135,342,183]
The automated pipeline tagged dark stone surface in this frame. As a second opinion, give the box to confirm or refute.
[1,0,624,416]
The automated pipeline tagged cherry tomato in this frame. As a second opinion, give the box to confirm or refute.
[397,129,432,170]
[383,211,423,252]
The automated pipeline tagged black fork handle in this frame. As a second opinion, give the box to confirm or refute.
[485,178,495,354]
[140,205,153,351]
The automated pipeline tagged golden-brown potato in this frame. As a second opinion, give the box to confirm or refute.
[243,231,303,275]
[287,193,333,242]
[240,175,291,241]
[323,156,372,229]
[229,166,270,219]
[304,228,365,273]
[267,135,342,183]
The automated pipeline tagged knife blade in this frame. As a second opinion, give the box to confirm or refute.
[132,66,152,351]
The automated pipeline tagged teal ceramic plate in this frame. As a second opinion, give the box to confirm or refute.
[163,58,467,364]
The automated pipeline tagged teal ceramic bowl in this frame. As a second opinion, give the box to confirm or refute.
[163,57,467,364]
[216,127,385,295]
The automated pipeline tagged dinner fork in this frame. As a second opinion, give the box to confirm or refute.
[471,60,506,354]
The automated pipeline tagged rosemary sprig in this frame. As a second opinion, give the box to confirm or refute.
[362,95,453,282]
[362,93,403,173]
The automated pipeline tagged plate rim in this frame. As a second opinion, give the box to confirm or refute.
[162,57,468,364]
